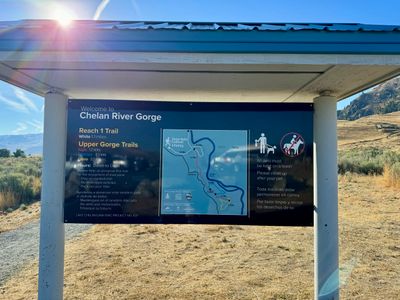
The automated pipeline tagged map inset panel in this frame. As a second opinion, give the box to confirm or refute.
[161,129,248,216]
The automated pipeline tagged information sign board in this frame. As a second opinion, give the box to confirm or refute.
[65,100,313,226]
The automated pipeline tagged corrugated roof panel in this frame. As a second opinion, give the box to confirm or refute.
[1,21,400,32]
[1,20,400,55]
[256,24,284,31]
[108,22,400,32]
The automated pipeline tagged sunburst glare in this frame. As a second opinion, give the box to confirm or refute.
[49,3,77,28]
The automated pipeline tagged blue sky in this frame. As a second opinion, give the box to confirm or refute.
[0,0,399,135]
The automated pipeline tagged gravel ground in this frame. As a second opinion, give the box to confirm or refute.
[0,220,91,285]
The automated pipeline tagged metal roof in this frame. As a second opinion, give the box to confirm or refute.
[0,20,400,32]
[1,20,400,102]
[1,20,400,55]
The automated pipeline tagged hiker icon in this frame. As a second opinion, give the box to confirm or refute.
[280,132,305,157]
[255,133,276,155]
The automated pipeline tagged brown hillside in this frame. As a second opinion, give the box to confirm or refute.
[338,111,400,151]
[337,76,400,120]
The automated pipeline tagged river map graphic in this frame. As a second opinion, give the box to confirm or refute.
[161,129,248,216]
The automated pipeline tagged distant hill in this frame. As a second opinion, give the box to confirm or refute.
[0,133,43,155]
[337,111,400,152]
[338,76,400,120]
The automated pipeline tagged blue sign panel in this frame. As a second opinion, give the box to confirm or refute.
[64,100,313,226]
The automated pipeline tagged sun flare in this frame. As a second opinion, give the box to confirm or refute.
[50,3,77,28]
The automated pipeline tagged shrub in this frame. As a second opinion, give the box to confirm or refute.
[13,149,26,158]
[0,148,10,158]
[338,148,400,176]
[0,174,35,210]
[0,157,42,211]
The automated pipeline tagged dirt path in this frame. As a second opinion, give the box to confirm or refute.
[0,220,91,285]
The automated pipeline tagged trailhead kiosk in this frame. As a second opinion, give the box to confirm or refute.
[1,21,400,299]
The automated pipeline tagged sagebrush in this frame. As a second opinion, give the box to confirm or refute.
[0,157,42,211]
[338,148,400,187]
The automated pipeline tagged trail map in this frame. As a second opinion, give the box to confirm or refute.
[161,129,248,215]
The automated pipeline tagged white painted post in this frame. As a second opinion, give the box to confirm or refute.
[38,92,68,300]
[313,93,339,300]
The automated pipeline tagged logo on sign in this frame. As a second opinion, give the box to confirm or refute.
[254,133,277,156]
[280,132,305,157]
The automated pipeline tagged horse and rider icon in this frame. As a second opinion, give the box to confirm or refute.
[280,132,305,157]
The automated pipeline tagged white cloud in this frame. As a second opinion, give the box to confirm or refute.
[13,88,39,112]
[11,119,43,135]
[12,122,28,134]
[130,0,141,18]
[93,0,111,20]
[0,93,29,113]
[26,119,43,132]
[0,88,41,114]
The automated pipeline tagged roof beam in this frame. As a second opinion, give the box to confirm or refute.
[1,52,400,66]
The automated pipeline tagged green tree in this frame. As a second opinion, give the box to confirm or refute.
[383,100,400,114]
[0,148,10,158]
[13,149,26,158]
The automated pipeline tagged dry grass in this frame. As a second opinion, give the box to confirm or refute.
[337,111,400,151]
[0,202,40,234]
[0,224,314,300]
[0,191,19,212]
[30,176,41,198]
[338,175,400,300]
[1,175,399,299]
[383,164,400,188]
